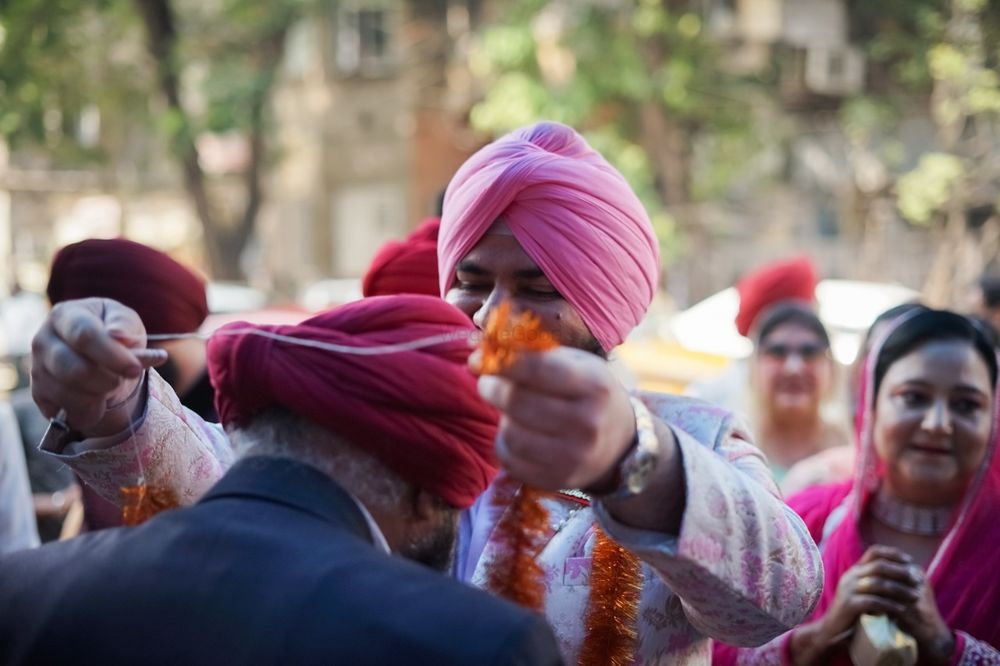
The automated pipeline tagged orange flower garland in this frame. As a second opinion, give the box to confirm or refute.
[480,301,558,612]
[479,300,559,373]
[479,299,644,664]
[120,484,178,526]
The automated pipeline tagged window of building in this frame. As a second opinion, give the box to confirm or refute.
[335,1,396,77]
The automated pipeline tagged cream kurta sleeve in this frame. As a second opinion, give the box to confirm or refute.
[593,394,824,647]
[40,370,233,507]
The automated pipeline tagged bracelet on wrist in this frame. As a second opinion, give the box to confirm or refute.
[107,369,147,411]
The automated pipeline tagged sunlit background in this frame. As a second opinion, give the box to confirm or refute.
[1,0,998,392]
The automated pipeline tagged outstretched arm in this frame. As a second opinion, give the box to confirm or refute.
[476,347,823,646]
[594,402,823,646]
[32,298,232,507]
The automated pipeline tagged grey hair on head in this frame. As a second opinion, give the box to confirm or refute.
[227,407,410,513]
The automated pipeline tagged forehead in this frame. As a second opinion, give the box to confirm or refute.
[761,322,824,345]
[457,233,546,277]
[881,339,993,392]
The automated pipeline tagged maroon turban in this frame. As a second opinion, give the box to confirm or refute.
[735,255,818,338]
[47,238,208,335]
[362,218,440,298]
[207,294,499,509]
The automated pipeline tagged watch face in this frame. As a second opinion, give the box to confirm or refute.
[625,447,657,494]
[619,397,659,497]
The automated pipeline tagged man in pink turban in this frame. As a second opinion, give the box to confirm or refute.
[2,296,562,664]
[29,122,822,664]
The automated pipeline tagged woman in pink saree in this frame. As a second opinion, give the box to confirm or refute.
[716,307,1000,664]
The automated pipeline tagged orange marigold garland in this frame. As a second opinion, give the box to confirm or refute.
[114,369,179,526]
[480,301,558,612]
[120,483,178,526]
[479,299,644,664]
[486,483,551,611]
[579,527,643,666]
[479,300,559,374]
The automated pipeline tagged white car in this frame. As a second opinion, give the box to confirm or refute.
[668,279,920,365]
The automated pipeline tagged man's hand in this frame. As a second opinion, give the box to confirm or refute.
[31,298,166,436]
[475,346,636,490]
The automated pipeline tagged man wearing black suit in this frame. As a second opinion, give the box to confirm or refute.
[0,296,562,666]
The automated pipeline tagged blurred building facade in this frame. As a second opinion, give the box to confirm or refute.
[1,0,993,312]
[258,0,488,292]
[665,0,945,306]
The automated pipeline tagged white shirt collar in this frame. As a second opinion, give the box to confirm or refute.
[350,496,392,554]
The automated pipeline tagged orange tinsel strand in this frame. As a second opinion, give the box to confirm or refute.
[579,527,643,666]
[486,484,551,611]
[120,484,179,526]
[480,300,558,611]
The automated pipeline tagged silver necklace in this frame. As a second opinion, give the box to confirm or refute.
[870,488,954,537]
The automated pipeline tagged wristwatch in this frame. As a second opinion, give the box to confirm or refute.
[600,397,661,500]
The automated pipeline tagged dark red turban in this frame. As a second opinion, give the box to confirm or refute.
[47,238,208,335]
[735,255,818,338]
[207,294,499,509]
[362,217,441,298]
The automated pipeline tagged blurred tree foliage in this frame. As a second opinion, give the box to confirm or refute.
[468,0,776,274]
[0,0,312,279]
[845,0,1000,302]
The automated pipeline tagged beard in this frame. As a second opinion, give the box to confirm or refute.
[399,512,459,573]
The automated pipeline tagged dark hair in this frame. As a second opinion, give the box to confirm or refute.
[873,308,999,396]
[979,274,1000,308]
[860,301,924,356]
[754,301,830,349]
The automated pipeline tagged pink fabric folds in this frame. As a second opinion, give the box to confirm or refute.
[206,294,499,509]
[438,122,660,351]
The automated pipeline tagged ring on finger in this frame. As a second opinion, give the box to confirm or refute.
[857,576,876,593]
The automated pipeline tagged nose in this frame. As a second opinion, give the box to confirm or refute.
[471,286,506,331]
[782,353,806,373]
[921,399,953,434]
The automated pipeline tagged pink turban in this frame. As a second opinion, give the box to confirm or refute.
[735,255,818,338]
[207,294,499,509]
[438,122,660,351]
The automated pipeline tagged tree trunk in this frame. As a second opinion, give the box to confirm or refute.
[133,0,287,282]
[133,0,221,265]
[635,14,708,305]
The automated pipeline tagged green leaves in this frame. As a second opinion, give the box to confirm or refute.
[897,153,966,225]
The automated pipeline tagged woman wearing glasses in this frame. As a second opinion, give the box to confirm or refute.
[748,302,850,484]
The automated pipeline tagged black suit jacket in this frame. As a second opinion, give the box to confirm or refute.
[0,457,563,666]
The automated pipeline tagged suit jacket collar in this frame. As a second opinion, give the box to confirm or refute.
[202,456,374,546]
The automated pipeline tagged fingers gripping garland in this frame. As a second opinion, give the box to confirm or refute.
[480,302,559,613]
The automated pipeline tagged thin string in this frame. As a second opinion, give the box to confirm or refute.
[118,370,146,485]
[145,328,481,354]
[133,327,479,487]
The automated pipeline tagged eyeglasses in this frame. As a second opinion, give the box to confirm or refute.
[760,342,828,361]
